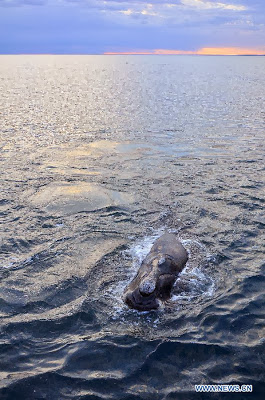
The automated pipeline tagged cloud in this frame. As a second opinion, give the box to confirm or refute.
[67,0,247,29]
[105,46,265,54]
[103,1,247,27]
[0,0,248,19]
[180,0,246,11]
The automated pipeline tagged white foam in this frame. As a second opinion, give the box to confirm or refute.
[0,256,17,269]
[0,256,33,270]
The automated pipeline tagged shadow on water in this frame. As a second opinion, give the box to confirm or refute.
[0,55,265,399]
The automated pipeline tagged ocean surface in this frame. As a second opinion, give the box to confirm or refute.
[0,55,264,399]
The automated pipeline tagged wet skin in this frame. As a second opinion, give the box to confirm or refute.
[124,233,188,311]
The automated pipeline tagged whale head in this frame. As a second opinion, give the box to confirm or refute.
[124,255,178,311]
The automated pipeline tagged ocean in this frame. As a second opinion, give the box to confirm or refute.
[0,55,264,399]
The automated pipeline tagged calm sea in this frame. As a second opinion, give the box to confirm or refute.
[0,55,264,399]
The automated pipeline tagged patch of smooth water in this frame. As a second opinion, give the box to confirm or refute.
[28,181,135,215]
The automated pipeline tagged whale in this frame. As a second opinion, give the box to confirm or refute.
[124,233,188,311]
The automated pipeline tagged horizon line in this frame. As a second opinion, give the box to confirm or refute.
[104,47,265,56]
[1,53,265,56]
[1,46,265,57]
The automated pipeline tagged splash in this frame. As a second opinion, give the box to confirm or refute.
[107,230,215,318]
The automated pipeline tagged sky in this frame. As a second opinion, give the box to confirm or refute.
[0,0,265,54]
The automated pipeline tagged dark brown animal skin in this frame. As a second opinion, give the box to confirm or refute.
[124,233,188,311]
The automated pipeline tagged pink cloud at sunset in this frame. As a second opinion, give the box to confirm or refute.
[104,47,265,56]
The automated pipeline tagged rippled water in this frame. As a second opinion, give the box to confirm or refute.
[0,55,264,399]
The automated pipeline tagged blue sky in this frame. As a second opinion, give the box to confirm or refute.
[0,0,264,54]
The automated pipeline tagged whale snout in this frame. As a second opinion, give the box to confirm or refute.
[124,273,159,311]
[124,288,159,311]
